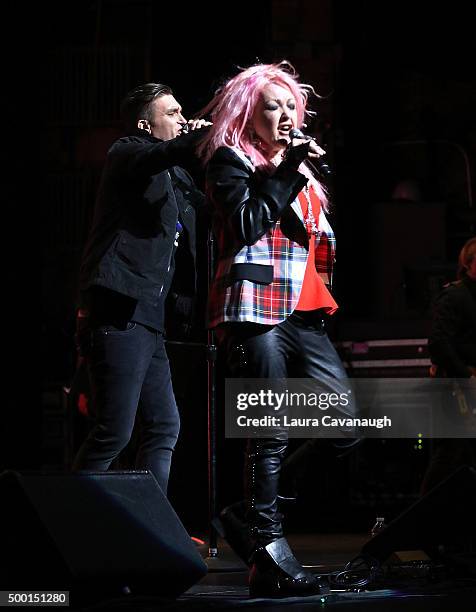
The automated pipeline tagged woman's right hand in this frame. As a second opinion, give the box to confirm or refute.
[283,140,312,169]
[284,138,326,169]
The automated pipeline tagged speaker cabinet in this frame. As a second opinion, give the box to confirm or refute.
[361,465,476,563]
[0,470,207,601]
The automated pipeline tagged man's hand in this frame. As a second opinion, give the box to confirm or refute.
[181,119,212,133]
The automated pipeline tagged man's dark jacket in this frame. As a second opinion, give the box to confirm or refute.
[428,276,476,377]
[79,129,205,307]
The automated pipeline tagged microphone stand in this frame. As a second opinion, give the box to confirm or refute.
[205,226,218,560]
[203,226,244,572]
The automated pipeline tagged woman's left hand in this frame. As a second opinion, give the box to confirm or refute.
[306,139,326,159]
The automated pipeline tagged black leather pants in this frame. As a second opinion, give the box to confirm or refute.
[218,310,357,545]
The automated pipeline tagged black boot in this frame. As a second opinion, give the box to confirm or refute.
[249,537,321,598]
[211,435,290,566]
[245,438,320,597]
[212,501,254,566]
[245,438,286,546]
[211,435,286,569]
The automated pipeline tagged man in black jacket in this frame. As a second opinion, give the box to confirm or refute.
[72,83,209,494]
[428,236,476,379]
[421,236,476,494]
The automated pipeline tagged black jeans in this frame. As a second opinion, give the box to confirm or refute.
[72,322,180,494]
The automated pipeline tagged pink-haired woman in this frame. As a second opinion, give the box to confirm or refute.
[199,61,355,597]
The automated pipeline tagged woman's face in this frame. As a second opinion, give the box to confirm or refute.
[251,83,298,156]
[467,251,476,279]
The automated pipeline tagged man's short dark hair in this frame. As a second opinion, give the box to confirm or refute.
[120,83,173,132]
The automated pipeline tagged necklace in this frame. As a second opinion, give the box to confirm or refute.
[302,185,319,236]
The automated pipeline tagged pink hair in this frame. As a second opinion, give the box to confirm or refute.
[197,60,328,209]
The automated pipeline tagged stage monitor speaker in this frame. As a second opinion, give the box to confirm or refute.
[0,470,207,602]
[361,465,476,563]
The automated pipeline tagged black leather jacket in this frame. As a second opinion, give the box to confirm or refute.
[428,276,476,377]
[79,129,205,306]
[206,145,308,254]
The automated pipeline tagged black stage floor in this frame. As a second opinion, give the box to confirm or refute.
[74,533,476,611]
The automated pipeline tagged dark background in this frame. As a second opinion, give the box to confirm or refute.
[4,0,475,535]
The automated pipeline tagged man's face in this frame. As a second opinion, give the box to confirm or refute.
[467,253,476,279]
[146,94,186,141]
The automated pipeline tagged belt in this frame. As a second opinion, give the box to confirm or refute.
[289,309,327,330]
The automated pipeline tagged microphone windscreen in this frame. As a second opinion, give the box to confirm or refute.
[289,128,305,139]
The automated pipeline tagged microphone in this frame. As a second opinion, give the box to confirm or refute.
[289,127,308,139]
[289,128,332,177]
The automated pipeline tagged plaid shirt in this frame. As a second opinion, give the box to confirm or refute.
[207,147,336,327]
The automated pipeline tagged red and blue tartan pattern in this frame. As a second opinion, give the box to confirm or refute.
[209,208,336,327]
